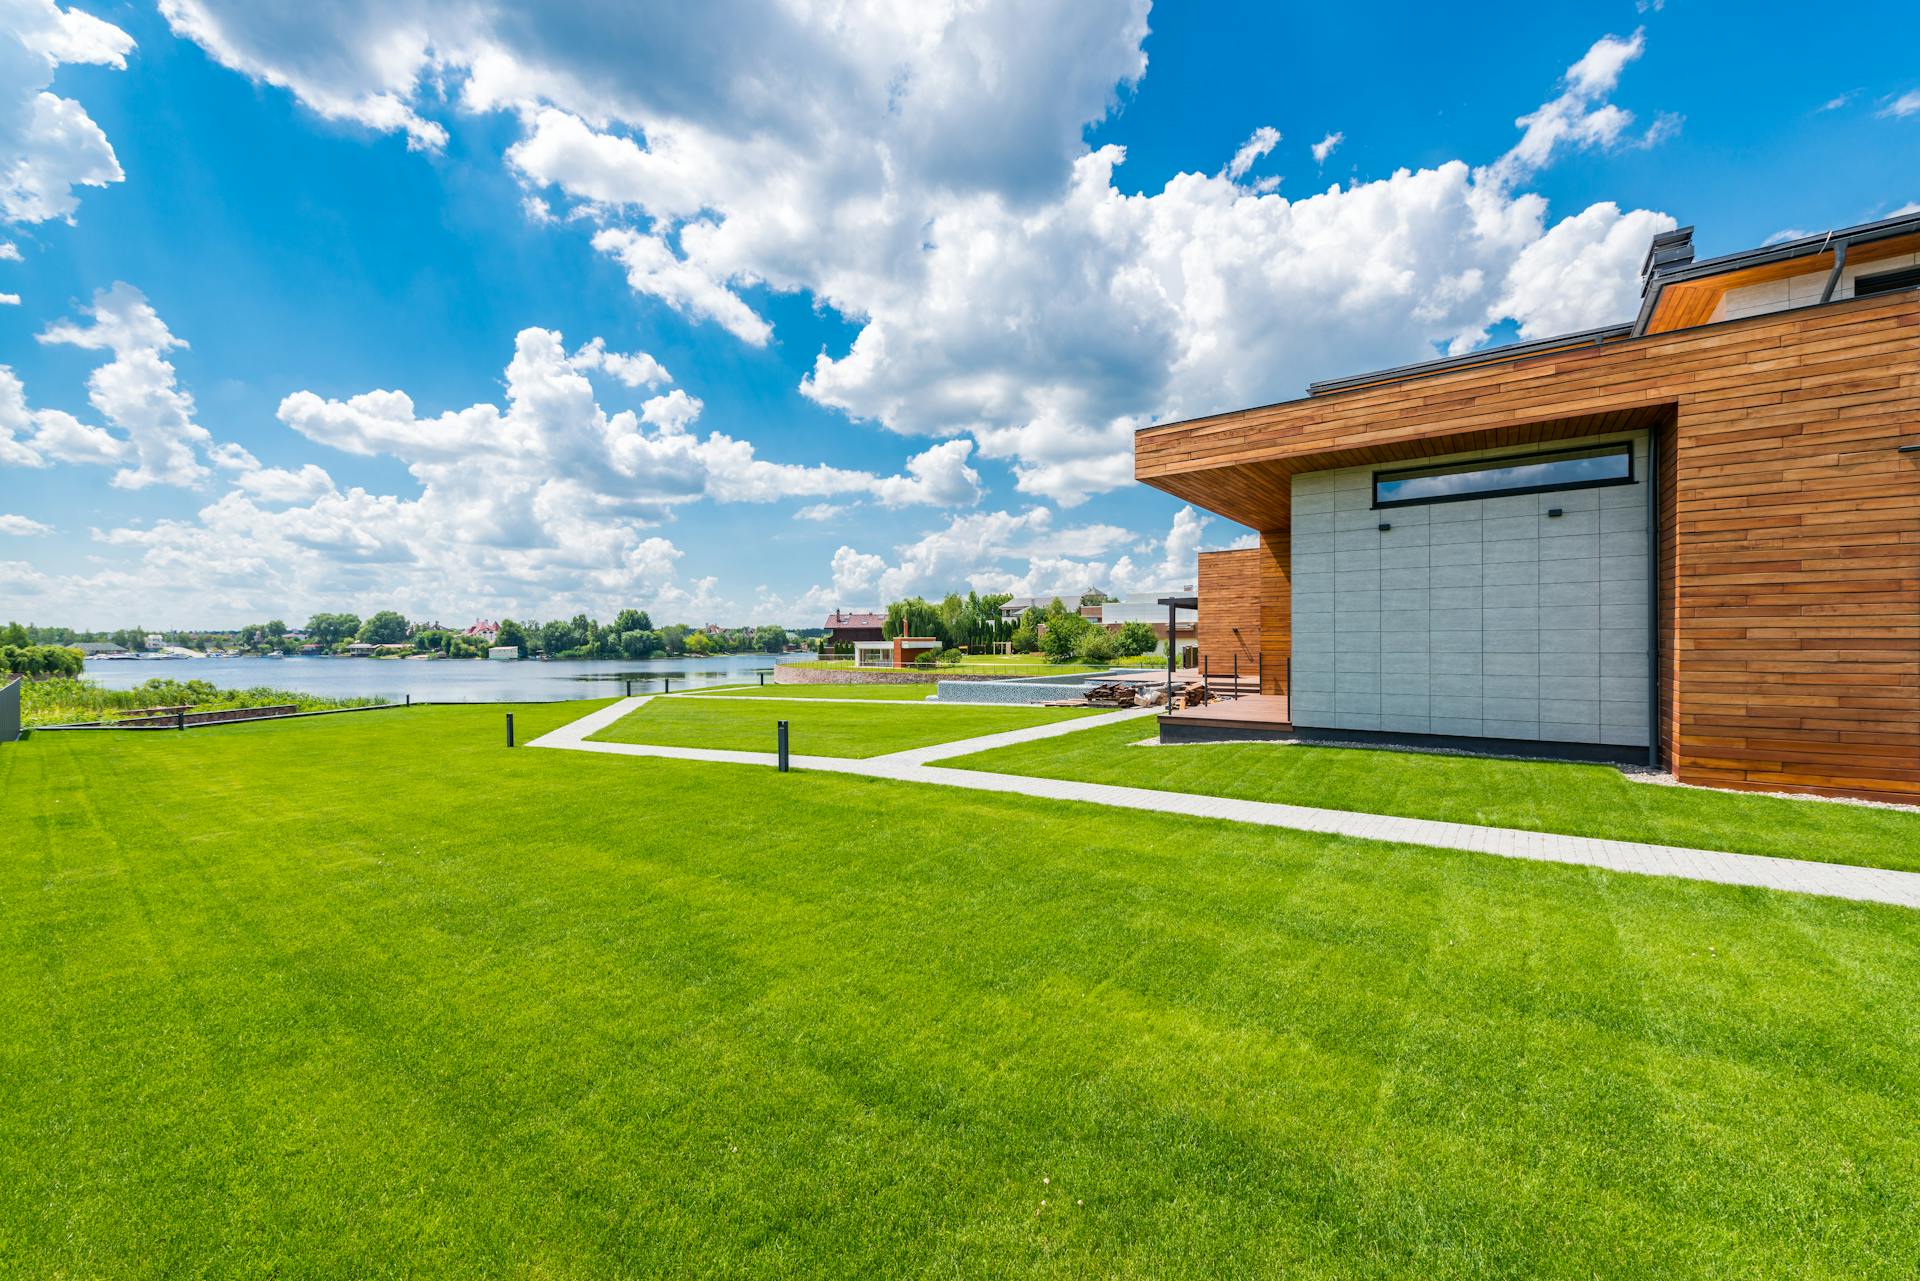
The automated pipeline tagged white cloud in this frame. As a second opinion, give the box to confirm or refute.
[569,336,669,388]
[793,502,847,523]
[0,240,19,259]
[0,512,52,535]
[1882,90,1920,119]
[1225,126,1280,180]
[1487,200,1676,344]
[1763,228,1809,246]
[1311,131,1344,164]
[1819,92,1854,113]
[3,0,134,224]
[869,439,982,508]
[35,282,215,488]
[0,292,17,305]
[153,11,1677,506]
[800,503,1205,606]
[1479,30,1665,190]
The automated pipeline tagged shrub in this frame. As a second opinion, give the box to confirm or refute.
[1009,622,1039,653]
[1,644,84,680]
[1114,621,1158,657]
[911,649,939,668]
[937,648,965,666]
[1075,630,1118,663]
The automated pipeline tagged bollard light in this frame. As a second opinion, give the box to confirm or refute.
[777,720,790,772]
[506,712,515,747]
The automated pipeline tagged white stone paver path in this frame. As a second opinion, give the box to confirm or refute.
[530,696,1920,910]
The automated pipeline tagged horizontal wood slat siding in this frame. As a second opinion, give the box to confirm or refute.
[1142,291,1920,802]
[1197,549,1262,685]
[1259,531,1290,696]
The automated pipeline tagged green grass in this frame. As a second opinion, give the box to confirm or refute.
[941,718,1920,873]
[588,695,1094,757]
[3,702,1918,1276]
[681,683,936,700]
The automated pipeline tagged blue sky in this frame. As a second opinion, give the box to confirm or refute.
[1,0,1915,628]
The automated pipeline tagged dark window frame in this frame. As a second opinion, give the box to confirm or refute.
[1371,441,1636,510]
[1854,265,1920,299]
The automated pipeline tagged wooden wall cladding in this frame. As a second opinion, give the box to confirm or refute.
[1141,291,1920,802]
[1197,549,1262,682]
[1258,530,1290,696]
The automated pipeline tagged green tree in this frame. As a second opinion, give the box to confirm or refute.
[357,611,410,645]
[1075,628,1118,663]
[1114,620,1158,657]
[752,624,787,652]
[1039,608,1089,661]
[495,619,529,657]
[305,613,362,647]
[0,622,29,647]
[613,608,652,634]
[884,598,948,646]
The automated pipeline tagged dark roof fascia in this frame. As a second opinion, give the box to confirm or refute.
[1643,211,1920,293]
[1306,325,1630,397]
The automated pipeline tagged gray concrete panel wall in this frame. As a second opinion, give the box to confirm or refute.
[1289,435,1650,747]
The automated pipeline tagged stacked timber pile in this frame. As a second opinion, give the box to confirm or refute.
[1169,680,1211,710]
[1084,683,1141,708]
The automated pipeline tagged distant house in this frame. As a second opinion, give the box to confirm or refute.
[998,593,1105,623]
[143,633,164,649]
[72,641,128,656]
[853,636,943,668]
[1094,591,1199,650]
[345,642,377,656]
[487,645,519,662]
[822,610,886,646]
[464,619,500,640]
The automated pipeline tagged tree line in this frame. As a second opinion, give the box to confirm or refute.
[2,612,803,661]
[871,593,1158,664]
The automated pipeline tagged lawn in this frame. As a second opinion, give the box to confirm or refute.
[681,682,937,700]
[940,718,1920,873]
[4,703,1919,1277]
[587,694,1096,757]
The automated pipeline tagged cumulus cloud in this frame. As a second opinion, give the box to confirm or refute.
[799,503,1206,607]
[0,512,52,535]
[2,0,134,225]
[35,282,216,487]
[1311,131,1344,164]
[152,9,1678,505]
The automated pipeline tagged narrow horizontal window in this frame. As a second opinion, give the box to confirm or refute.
[1854,266,1920,299]
[1373,442,1633,509]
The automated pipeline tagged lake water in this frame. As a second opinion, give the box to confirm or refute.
[81,652,812,702]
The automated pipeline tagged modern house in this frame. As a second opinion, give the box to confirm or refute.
[1137,213,1920,803]
[852,636,943,668]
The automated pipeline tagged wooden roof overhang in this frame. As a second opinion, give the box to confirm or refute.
[1135,323,1698,531]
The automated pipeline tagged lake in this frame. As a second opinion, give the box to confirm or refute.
[81,652,813,702]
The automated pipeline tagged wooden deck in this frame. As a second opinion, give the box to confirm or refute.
[1158,694,1292,743]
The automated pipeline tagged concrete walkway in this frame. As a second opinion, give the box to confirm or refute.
[529,696,1920,910]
